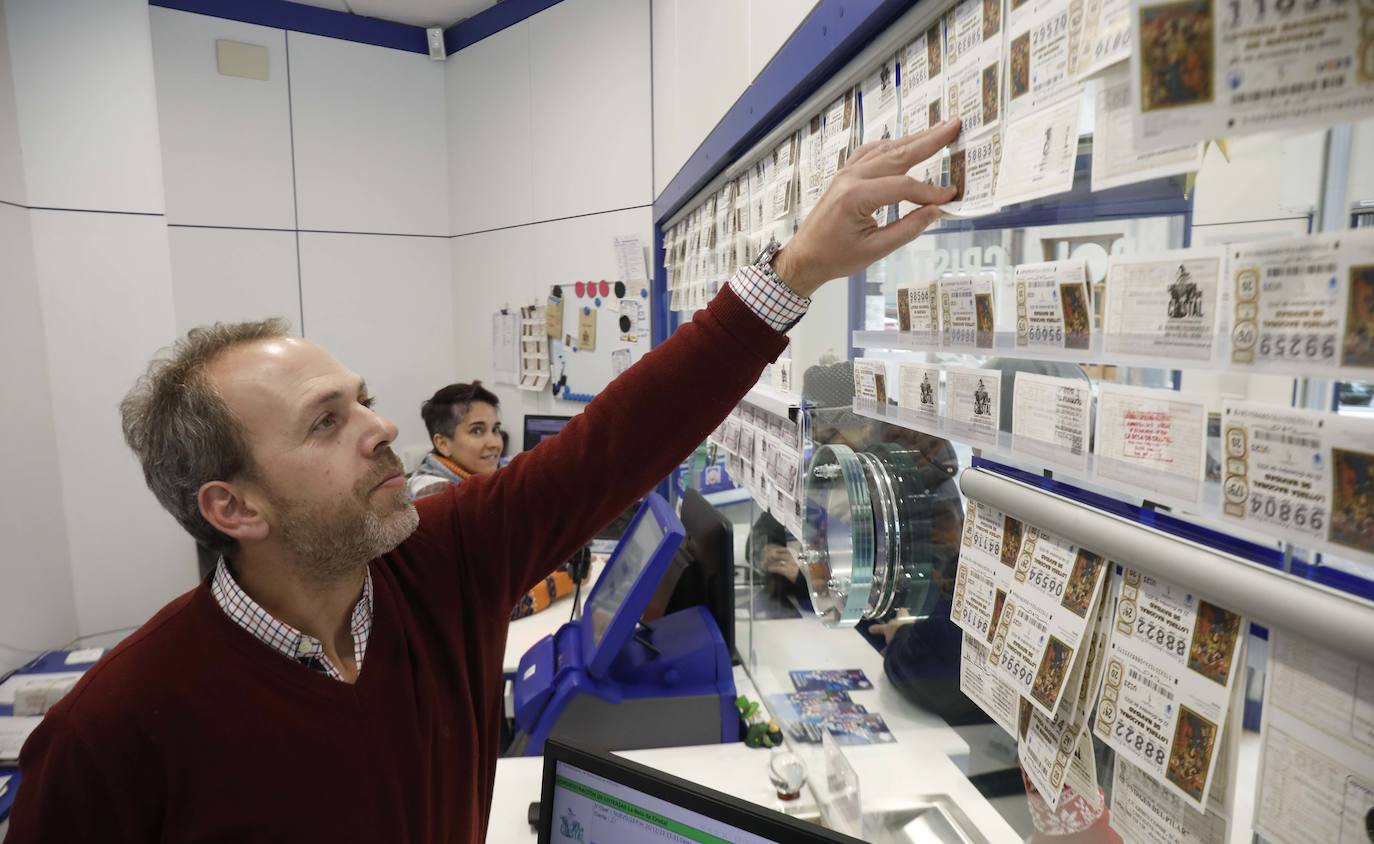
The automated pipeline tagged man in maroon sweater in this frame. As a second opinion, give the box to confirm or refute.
[4,122,959,842]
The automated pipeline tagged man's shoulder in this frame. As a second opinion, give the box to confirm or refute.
[49,585,209,721]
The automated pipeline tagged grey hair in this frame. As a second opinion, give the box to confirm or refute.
[120,318,291,557]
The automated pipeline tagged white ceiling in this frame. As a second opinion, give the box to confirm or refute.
[291,0,502,29]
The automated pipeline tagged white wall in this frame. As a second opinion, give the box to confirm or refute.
[0,3,77,674]
[446,0,653,445]
[651,0,820,198]
[4,0,195,637]
[150,6,453,462]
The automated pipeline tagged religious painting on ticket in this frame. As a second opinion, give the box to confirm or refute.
[976,292,995,347]
[950,149,968,201]
[1343,263,1374,368]
[1138,0,1214,112]
[927,23,943,76]
[1031,635,1073,710]
[1010,33,1031,100]
[1061,550,1105,618]
[929,99,942,126]
[1000,516,1024,568]
[1186,600,1242,686]
[983,0,1003,38]
[988,588,1009,642]
[1060,282,1091,349]
[1166,705,1217,801]
[1331,448,1374,551]
[982,65,1000,124]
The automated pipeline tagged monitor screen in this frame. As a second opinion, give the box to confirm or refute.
[586,512,664,648]
[548,760,779,844]
[523,414,571,452]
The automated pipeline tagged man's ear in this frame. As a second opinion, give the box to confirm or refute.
[432,432,450,457]
[199,480,270,544]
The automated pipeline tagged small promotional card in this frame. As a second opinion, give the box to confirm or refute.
[790,669,875,693]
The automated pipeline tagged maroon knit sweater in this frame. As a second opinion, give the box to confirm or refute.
[4,287,787,843]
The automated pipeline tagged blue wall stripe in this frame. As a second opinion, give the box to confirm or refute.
[443,0,564,53]
[653,0,919,224]
[149,0,430,54]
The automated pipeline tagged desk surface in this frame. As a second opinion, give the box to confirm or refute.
[743,617,971,764]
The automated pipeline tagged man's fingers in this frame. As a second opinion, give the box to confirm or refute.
[859,175,956,212]
[852,119,961,178]
[843,139,890,170]
[867,202,945,258]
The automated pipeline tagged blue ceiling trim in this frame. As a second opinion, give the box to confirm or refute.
[443,0,564,53]
[149,0,430,54]
[653,0,919,224]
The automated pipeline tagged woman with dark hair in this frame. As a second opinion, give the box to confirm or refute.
[408,381,505,500]
[409,382,575,619]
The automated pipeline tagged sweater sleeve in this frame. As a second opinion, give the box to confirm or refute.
[4,709,162,842]
[438,282,789,609]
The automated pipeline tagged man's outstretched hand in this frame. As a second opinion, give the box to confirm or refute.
[771,119,961,298]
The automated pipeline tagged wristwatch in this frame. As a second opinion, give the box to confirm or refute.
[753,237,790,290]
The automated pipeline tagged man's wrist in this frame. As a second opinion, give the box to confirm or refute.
[770,245,819,299]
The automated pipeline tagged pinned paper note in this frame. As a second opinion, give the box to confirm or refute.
[545,289,564,339]
[577,306,597,352]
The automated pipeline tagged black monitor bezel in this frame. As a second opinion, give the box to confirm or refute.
[537,738,866,844]
[522,413,574,452]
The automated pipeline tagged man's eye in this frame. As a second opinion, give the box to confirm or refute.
[314,414,336,432]
[360,396,377,410]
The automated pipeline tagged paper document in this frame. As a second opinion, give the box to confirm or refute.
[945,365,1002,442]
[961,632,1022,737]
[853,359,888,405]
[945,0,1005,136]
[952,500,1024,643]
[899,25,947,139]
[1094,383,1208,504]
[612,234,647,283]
[1068,0,1130,79]
[0,716,41,762]
[1111,757,1229,844]
[1005,0,1077,123]
[989,526,1109,718]
[1012,372,1091,471]
[1091,66,1202,191]
[0,670,87,706]
[1103,248,1223,363]
[1254,629,1374,844]
[940,274,996,350]
[1093,567,1244,810]
[1131,0,1374,148]
[1014,259,1090,350]
[1226,229,1374,373]
[491,311,520,386]
[898,363,942,422]
[994,93,1082,207]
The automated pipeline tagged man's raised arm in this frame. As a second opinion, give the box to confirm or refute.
[431,120,962,607]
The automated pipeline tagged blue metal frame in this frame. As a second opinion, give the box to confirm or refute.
[149,0,431,54]
[443,0,564,53]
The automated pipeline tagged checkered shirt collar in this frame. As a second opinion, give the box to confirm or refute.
[211,558,374,682]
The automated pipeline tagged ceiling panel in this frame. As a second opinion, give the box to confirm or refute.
[289,0,500,29]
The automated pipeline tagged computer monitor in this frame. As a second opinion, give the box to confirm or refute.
[523,414,572,452]
[643,488,736,660]
[538,739,863,844]
[579,493,685,678]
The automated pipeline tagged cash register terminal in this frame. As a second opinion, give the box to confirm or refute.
[510,493,739,755]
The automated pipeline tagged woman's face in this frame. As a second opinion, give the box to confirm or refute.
[435,400,503,475]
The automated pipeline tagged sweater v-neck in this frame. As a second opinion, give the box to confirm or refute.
[193,563,399,705]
